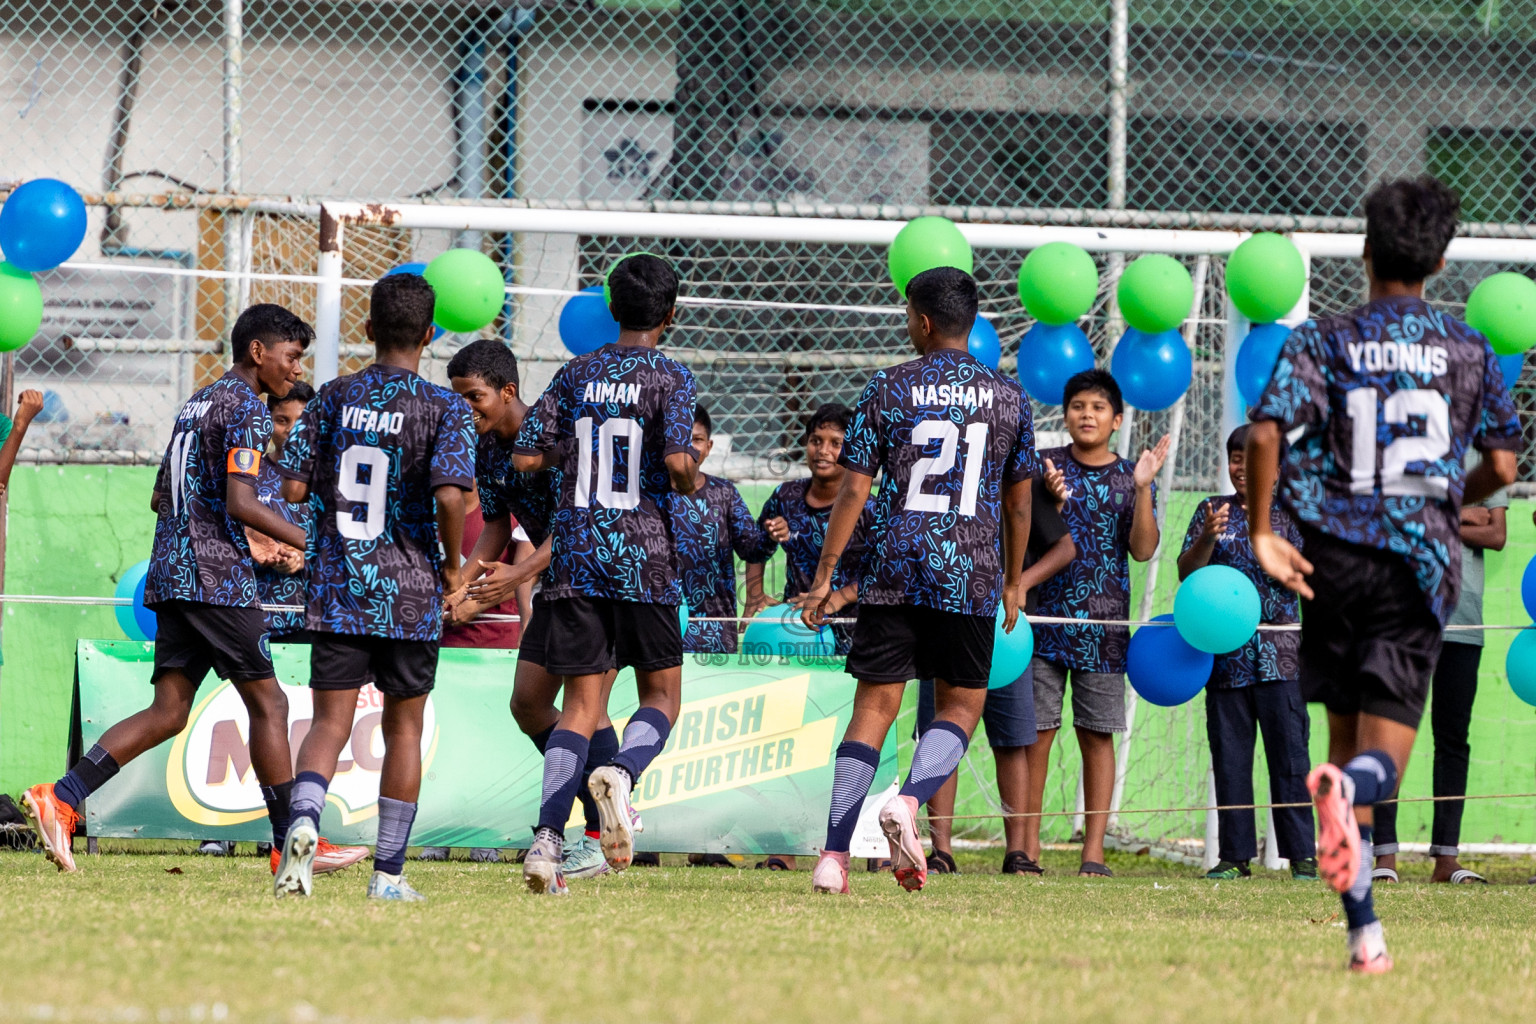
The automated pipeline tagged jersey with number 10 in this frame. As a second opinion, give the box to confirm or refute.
[278,363,476,641]
[842,348,1038,616]
[514,343,697,605]
[1251,295,1521,624]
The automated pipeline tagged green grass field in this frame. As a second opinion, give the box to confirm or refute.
[4,845,1536,1024]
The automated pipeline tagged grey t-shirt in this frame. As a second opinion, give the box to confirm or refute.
[1446,450,1510,648]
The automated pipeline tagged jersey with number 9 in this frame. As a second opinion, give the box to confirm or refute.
[278,363,476,640]
[514,344,697,604]
[842,348,1038,616]
[1251,295,1522,624]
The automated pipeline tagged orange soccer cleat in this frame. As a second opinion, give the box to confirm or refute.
[22,783,81,873]
[270,836,370,876]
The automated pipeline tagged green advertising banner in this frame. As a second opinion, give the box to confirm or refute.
[75,640,898,855]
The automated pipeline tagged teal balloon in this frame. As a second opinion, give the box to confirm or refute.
[1508,630,1536,707]
[1236,323,1292,406]
[679,599,689,637]
[1111,327,1191,411]
[1128,614,1213,707]
[988,610,1034,690]
[742,603,834,659]
[1174,565,1261,654]
[114,559,156,641]
[967,316,1001,369]
[1018,322,1095,404]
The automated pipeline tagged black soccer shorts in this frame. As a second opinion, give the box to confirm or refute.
[1296,526,1443,728]
[540,595,682,676]
[309,632,441,699]
[845,604,995,689]
[150,600,274,688]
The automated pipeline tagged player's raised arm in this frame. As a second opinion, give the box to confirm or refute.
[510,371,564,474]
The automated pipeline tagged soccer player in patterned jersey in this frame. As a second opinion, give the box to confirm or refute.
[272,273,475,902]
[802,266,1037,894]
[511,252,700,893]
[22,304,314,873]
[448,339,635,882]
[1246,177,1521,972]
[670,404,772,655]
[251,381,316,644]
[745,403,876,656]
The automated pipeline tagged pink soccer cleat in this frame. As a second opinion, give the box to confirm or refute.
[878,794,927,892]
[1308,763,1360,895]
[811,850,850,894]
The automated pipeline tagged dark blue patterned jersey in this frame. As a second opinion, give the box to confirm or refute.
[145,371,272,609]
[1033,447,1152,673]
[1179,496,1302,689]
[277,363,476,641]
[1251,296,1522,624]
[513,343,698,604]
[757,477,876,655]
[476,430,560,547]
[668,474,772,653]
[253,460,310,637]
[842,348,1038,616]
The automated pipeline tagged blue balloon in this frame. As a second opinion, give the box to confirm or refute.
[1236,322,1292,406]
[1508,630,1536,707]
[967,316,1001,370]
[741,603,834,659]
[1174,565,1261,654]
[1111,327,1192,411]
[989,609,1034,689]
[382,263,446,340]
[0,178,87,272]
[1499,352,1525,391]
[558,285,621,356]
[1018,322,1095,404]
[1127,614,1213,707]
[1522,556,1536,622]
[114,559,156,642]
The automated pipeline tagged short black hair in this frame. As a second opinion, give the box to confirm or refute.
[446,338,520,392]
[370,273,437,352]
[231,303,313,365]
[804,402,851,440]
[906,266,979,339]
[1063,368,1122,414]
[268,380,315,411]
[1363,176,1460,284]
[607,253,678,331]
[694,403,712,436]
[1226,424,1250,453]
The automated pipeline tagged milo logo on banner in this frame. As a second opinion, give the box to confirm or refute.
[623,674,837,808]
[166,681,437,827]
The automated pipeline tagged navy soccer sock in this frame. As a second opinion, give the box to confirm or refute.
[287,770,329,830]
[374,796,418,876]
[54,744,121,810]
[899,720,969,807]
[1342,822,1377,929]
[536,730,591,834]
[582,725,620,835]
[528,723,554,754]
[612,707,671,784]
[1344,750,1397,807]
[823,741,881,854]
[262,780,294,847]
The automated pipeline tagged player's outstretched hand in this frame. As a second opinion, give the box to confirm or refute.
[465,560,521,607]
[15,389,44,425]
[742,590,771,621]
[441,563,463,599]
[1043,458,1071,506]
[1202,502,1231,542]
[1252,532,1314,599]
[763,516,791,543]
[1133,434,1172,488]
[246,528,288,569]
[1001,583,1021,634]
[799,580,833,631]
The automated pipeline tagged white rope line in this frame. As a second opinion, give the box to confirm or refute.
[1,594,1524,632]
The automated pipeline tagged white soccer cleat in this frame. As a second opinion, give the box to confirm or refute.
[561,834,610,880]
[879,794,928,892]
[812,850,850,894]
[366,870,426,902]
[589,766,636,872]
[1347,921,1393,974]
[524,828,570,896]
[273,819,317,899]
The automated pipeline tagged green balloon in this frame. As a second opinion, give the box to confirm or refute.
[1226,233,1306,323]
[1117,254,1193,334]
[424,248,504,333]
[0,262,42,352]
[1466,271,1536,356]
[887,216,973,297]
[1018,242,1098,325]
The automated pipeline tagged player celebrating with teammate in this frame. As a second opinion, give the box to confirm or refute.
[23,304,314,873]
[1246,177,1520,972]
[511,253,700,893]
[272,273,476,902]
[803,266,1036,894]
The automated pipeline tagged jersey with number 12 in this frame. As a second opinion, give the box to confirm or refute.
[278,362,476,640]
[842,348,1038,616]
[514,343,697,604]
[1251,295,1521,624]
